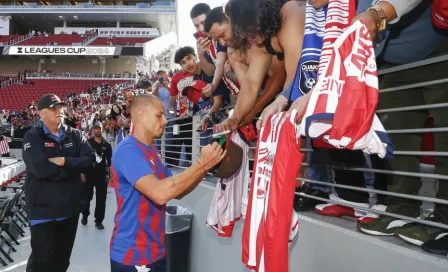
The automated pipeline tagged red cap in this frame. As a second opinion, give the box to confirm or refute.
[181,80,208,104]
[433,0,448,29]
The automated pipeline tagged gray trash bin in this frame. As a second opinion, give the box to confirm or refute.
[165,205,193,272]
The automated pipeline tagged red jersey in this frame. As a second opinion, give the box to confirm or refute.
[169,71,193,116]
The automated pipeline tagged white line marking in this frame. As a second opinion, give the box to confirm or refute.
[0,260,27,272]
[18,236,30,242]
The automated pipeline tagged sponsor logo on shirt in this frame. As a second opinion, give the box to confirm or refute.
[64,143,73,148]
[23,142,31,150]
[45,142,55,148]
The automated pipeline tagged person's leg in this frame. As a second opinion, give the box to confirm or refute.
[94,177,108,226]
[81,180,94,224]
[52,216,80,272]
[26,221,56,272]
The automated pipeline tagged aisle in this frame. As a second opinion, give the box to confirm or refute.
[0,188,117,272]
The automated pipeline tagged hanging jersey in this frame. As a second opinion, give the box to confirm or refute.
[242,111,303,272]
[206,132,250,237]
[301,20,393,159]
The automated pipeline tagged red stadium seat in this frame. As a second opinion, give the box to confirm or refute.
[0,79,130,110]
[18,34,89,46]
[89,37,152,46]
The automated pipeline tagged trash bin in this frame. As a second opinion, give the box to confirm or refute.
[165,205,193,272]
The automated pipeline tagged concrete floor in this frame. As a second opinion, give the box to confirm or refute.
[0,187,117,272]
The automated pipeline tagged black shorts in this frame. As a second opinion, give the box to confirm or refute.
[110,258,166,272]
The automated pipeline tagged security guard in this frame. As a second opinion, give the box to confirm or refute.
[22,94,95,272]
[81,121,112,230]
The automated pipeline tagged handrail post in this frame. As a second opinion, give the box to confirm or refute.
[192,115,201,163]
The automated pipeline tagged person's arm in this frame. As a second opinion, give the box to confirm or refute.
[231,47,272,123]
[203,51,228,97]
[240,58,286,126]
[117,142,225,205]
[278,2,305,92]
[22,132,70,181]
[378,0,422,24]
[197,38,215,76]
[152,82,161,97]
[62,131,95,172]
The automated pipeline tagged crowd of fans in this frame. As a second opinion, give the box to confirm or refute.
[149,0,448,256]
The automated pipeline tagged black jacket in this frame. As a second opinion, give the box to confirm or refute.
[23,122,95,220]
[85,137,112,179]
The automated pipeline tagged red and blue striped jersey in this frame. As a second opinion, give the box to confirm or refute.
[110,136,172,266]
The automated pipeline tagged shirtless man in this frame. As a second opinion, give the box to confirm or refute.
[204,6,286,127]
[215,0,306,132]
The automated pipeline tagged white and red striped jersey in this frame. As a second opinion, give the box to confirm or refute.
[302,19,393,159]
[207,40,240,96]
[0,136,12,155]
[242,111,303,272]
[206,132,250,237]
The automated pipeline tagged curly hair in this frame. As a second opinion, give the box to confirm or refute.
[227,0,283,49]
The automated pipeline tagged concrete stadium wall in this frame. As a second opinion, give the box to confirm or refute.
[0,58,38,74]
[40,57,101,74]
[105,58,136,74]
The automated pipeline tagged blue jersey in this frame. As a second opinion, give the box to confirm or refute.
[110,136,172,266]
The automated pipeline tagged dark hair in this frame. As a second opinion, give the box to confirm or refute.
[110,103,122,120]
[227,0,282,49]
[204,6,228,33]
[190,3,211,19]
[174,46,196,64]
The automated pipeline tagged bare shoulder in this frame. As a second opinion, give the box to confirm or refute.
[281,1,306,19]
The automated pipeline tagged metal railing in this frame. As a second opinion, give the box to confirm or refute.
[0,3,175,12]
[155,54,448,237]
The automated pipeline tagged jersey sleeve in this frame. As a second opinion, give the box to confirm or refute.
[114,144,155,187]
[216,43,228,53]
[205,52,213,64]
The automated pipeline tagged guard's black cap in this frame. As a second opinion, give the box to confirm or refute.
[37,94,67,111]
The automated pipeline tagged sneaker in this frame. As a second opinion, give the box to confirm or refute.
[357,204,387,224]
[422,232,448,255]
[358,216,413,236]
[294,185,329,212]
[394,214,444,246]
[95,223,105,230]
[315,194,368,218]
[81,216,88,226]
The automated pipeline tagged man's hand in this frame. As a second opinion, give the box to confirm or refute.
[198,142,227,170]
[215,117,239,133]
[286,94,310,123]
[163,80,169,88]
[81,173,86,182]
[352,9,379,42]
[258,96,287,128]
[240,112,256,128]
[197,117,210,132]
[224,60,232,74]
[48,157,64,166]
[202,84,215,98]
[155,82,162,89]
[196,37,211,57]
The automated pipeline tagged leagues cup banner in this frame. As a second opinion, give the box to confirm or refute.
[3,46,119,56]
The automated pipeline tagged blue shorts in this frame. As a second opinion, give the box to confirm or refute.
[110,258,166,272]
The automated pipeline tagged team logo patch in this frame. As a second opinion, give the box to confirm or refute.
[45,142,55,147]
[299,60,319,95]
[64,143,73,148]
[23,142,31,150]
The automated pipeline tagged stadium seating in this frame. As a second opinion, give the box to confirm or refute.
[0,79,130,110]
[89,37,153,46]
[0,35,23,44]
[18,34,88,46]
